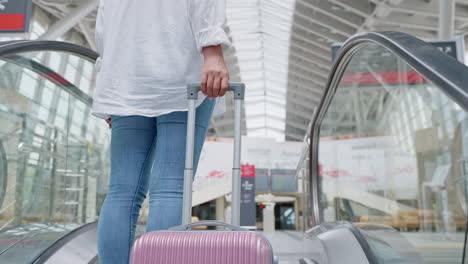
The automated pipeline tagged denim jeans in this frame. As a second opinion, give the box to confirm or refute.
[97,98,215,264]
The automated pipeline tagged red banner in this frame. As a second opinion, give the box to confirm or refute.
[241,165,256,178]
[0,14,25,31]
[340,71,428,85]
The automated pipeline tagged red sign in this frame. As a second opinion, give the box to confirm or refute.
[0,14,25,30]
[241,165,256,178]
[0,0,32,33]
[340,71,427,85]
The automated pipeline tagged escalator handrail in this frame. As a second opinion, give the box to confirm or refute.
[0,40,98,60]
[2,54,93,106]
[308,31,468,226]
[0,40,98,107]
[334,31,468,110]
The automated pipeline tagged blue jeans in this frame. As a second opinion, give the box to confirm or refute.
[97,98,215,264]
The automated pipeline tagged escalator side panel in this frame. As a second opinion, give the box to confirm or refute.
[34,222,97,264]
[318,228,370,264]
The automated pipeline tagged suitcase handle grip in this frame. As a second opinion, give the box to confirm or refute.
[187,82,245,100]
[169,220,248,231]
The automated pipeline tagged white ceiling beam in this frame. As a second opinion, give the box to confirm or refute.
[294,4,356,37]
[371,25,437,40]
[286,110,314,125]
[287,95,319,111]
[78,22,96,50]
[293,20,348,43]
[287,107,315,120]
[290,33,332,55]
[288,73,326,91]
[389,0,468,22]
[39,0,99,40]
[328,0,374,18]
[296,0,364,28]
[285,132,305,142]
[289,39,332,64]
[289,64,328,82]
[288,64,329,82]
[287,84,323,100]
[370,11,439,31]
[285,118,310,132]
[289,55,330,77]
[289,47,332,72]
[286,114,313,130]
[287,80,324,98]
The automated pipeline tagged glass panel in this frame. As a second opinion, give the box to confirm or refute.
[255,168,270,192]
[318,43,468,263]
[0,49,110,262]
[12,51,97,97]
[271,169,297,192]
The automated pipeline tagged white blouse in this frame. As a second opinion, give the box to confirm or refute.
[91,0,230,120]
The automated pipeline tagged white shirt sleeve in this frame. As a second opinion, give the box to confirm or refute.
[94,0,104,72]
[187,0,231,52]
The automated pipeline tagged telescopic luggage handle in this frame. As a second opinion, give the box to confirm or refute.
[187,83,245,100]
[182,83,245,226]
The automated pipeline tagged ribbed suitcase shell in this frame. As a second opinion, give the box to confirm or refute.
[130,231,273,264]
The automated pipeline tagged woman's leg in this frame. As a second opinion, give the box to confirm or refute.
[97,115,156,264]
[146,98,215,231]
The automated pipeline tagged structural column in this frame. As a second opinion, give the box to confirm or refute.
[263,202,275,233]
[438,0,455,40]
[216,196,225,222]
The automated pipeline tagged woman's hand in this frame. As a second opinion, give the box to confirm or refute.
[201,45,229,98]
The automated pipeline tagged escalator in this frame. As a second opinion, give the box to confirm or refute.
[302,32,468,264]
[0,31,468,264]
[0,40,110,263]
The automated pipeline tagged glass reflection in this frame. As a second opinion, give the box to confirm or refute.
[318,43,468,263]
[0,50,110,233]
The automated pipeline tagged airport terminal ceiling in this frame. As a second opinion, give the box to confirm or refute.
[24,0,468,141]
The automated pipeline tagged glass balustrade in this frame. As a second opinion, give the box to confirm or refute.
[303,41,468,263]
[0,44,110,260]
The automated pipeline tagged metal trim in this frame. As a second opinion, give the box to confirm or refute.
[0,140,7,209]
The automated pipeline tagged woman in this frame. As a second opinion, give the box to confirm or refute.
[91,0,230,263]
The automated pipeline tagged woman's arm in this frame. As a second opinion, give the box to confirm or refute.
[187,0,231,98]
[201,45,229,98]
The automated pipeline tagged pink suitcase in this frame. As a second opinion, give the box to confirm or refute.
[130,83,277,264]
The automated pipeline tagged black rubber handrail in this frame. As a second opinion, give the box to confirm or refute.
[308,31,468,226]
[0,40,98,60]
[0,40,98,106]
[2,54,93,106]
